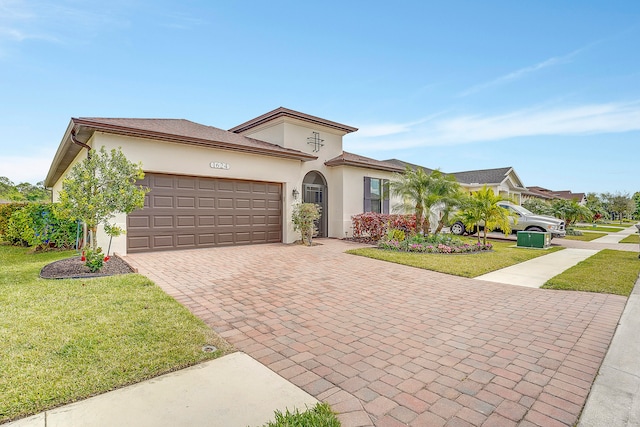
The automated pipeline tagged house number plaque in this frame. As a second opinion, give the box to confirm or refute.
[210,162,230,170]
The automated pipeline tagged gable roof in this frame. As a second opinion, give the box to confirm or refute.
[325,152,404,173]
[229,107,358,135]
[383,159,435,175]
[449,167,514,185]
[45,117,317,187]
[526,186,586,201]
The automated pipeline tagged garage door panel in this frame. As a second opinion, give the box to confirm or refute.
[128,173,282,253]
[177,197,195,208]
[218,198,234,209]
[129,216,150,229]
[218,181,234,192]
[154,176,174,188]
[199,197,215,208]
[153,195,173,208]
[177,178,196,189]
[267,200,280,210]
[176,216,195,227]
[198,234,215,245]
[128,236,151,250]
[153,235,174,248]
[236,215,251,226]
[176,234,195,247]
[236,198,251,209]
[236,182,251,192]
[153,216,173,228]
[218,215,233,226]
[199,216,215,226]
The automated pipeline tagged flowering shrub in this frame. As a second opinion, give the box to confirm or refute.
[378,230,492,254]
[351,213,416,241]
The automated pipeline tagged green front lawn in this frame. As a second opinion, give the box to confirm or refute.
[574,225,625,232]
[564,232,607,241]
[620,234,639,244]
[543,249,640,296]
[0,244,230,423]
[347,239,562,278]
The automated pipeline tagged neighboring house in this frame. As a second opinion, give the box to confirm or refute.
[45,107,404,254]
[385,160,527,204]
[524,186,587,205]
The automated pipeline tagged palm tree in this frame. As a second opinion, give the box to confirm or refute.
[550,199,592,228]
[389,166,430,234]
[466,186,515,245]
[389,167,462,235]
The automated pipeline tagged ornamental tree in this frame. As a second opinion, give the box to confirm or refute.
[57,146,147,251]
[292,202,321,246]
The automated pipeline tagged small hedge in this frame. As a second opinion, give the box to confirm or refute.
[2,203,78,250]
[351,212,416,241]
[378,231,493,254]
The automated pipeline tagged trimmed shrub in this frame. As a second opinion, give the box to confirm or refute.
[5,203,78,250]
[0,202,27,238]
[351,213,416,241]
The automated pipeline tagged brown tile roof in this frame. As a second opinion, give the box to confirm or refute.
[450,167,514,185]
[73,118,316,160]
[229,107,358,135]
[325,152,404,173]
[525,186,586,201]
[384,159,436,175]
[45,117,317,187]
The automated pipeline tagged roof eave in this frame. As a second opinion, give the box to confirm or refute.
[230,107,358,135]
[325,159,403,173]
[72,119,318,161]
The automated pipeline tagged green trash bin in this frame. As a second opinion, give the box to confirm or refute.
[517,231,551,248]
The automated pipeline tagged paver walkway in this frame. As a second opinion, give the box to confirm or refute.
[125,239,627,427]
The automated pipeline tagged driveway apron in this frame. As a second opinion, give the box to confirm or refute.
[125,239,626,427]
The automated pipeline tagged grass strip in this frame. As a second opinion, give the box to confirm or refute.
[620,234,639,244]
[347,239,562,278]
[0,244,230,423]
[564,232,607,241]
[574,225,625,232]
[260,403,340,427]
[542,249,640,296]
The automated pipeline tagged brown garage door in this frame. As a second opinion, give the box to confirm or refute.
[127,173,282,253]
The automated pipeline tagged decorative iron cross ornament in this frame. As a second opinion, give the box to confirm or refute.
[307,131,324,152]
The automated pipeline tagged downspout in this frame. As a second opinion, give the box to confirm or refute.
[71,127,92,159]
[69,126,92,248]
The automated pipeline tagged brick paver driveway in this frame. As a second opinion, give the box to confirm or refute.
[125,239,626,427]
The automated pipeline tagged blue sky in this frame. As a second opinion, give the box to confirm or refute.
[1,1,638,195]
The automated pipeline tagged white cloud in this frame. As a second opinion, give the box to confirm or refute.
[347,101,640,151]
[458,48,584,97]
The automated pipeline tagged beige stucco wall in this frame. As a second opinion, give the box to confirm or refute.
[49,117,400,254]
[334,166,400,237]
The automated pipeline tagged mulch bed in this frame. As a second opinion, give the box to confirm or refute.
[40,255,135,279]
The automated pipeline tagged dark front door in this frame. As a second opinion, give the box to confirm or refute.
[303,183,327,237]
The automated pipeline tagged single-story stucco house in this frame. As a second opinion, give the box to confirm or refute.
[44,107,528,255]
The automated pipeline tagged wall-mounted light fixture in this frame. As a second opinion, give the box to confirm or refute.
[292,188,299,200]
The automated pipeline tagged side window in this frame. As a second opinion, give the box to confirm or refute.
[364,177,389,214]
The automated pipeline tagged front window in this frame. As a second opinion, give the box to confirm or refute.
[364,177,389,214]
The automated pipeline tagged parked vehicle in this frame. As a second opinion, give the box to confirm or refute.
[450,202,566,238]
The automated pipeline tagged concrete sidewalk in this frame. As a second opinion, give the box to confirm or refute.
[591,224,639,244]
[6,352,317,427]
[579,278,640,426]
[474,247,599,288]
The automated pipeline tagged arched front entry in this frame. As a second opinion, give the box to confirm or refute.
[302,171,327,238]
